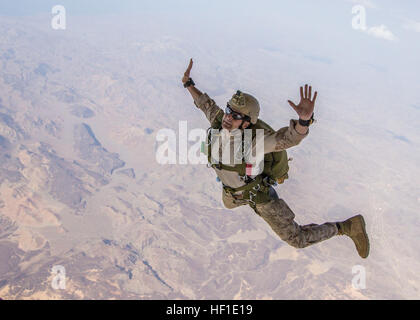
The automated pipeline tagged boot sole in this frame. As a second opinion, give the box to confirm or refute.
[354,214,370,259]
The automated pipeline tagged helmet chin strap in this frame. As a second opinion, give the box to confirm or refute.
[239,120,245,130]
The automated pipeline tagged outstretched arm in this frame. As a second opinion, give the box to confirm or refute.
[263,84,318,153]
[287,84,317,135]
[182,58,223,125]
[182,58,203,102]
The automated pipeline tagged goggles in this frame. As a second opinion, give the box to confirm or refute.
[225,104,251,122]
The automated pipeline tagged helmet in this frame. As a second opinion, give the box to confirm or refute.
[228,90,260,124]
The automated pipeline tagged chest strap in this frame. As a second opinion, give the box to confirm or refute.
[222,175,263,194]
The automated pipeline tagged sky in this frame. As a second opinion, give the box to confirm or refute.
[3,0,419,56]
[1,0,419,20]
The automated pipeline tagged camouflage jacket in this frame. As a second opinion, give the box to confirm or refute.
[194,93,309,190]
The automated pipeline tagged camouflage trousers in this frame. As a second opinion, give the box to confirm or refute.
[222,187,338,248]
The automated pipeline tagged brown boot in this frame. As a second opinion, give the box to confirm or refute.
[337,215,370,259]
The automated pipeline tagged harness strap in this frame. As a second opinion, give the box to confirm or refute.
[222,175,263,194]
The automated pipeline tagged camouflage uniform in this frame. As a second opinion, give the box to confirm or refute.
[195,93,338,248]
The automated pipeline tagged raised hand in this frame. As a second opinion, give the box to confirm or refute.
[287,84,318,121]
[182,58,193,85]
